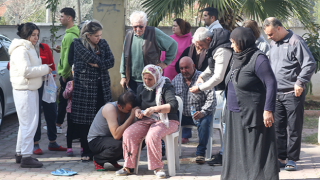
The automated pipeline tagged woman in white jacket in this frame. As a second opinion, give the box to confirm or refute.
[9,23,52,168]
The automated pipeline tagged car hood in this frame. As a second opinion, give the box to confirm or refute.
[8,38,35,55]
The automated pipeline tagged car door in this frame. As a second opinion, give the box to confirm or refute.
[0,40,15,115]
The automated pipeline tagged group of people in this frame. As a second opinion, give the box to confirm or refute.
[8,5,316,180]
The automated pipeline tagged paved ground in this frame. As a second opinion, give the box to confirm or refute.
[0,113,319,180]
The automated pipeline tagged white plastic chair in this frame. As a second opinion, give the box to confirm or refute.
[212,91,225,150]
[178,91,224,160]
[134,96,183,176]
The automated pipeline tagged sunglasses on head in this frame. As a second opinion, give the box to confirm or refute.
[133,25,144,29]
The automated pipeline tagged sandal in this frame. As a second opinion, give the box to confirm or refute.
[81,156,90,162]
[51,168,77,176]
[284,160,297,171]
[115,167,133,176]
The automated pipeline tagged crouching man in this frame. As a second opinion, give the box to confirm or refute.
[88,91,138,171]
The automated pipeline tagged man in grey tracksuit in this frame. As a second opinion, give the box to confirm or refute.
[263,17,316,170]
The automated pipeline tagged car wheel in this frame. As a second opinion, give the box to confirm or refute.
[0,96,3,131]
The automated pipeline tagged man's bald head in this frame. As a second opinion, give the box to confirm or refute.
[179,56,195,80]
[180,56,194,66]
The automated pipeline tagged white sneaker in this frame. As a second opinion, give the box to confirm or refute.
[56,126,62,134]
[43,126,47,130]
[154,169,166,179]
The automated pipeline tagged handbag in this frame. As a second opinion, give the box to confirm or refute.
[42,73,57,103]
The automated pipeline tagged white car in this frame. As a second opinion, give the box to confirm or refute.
[0,35,16,130]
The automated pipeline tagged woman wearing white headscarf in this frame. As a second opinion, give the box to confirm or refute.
[116,65,179,178]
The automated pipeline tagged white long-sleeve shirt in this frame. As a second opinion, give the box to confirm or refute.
[199,48,232,91]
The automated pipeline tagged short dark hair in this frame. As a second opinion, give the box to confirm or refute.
[16,23,40,40]
[118,91,136,108]
[243,20,260,39]
[202,7,219,20]
[60,7,76,20]
[263,17,283,29]
[174,18,191,35]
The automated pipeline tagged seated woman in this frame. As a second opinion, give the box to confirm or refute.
[116,65,179,179]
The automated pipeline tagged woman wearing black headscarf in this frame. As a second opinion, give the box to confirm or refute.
[221,27,279,180]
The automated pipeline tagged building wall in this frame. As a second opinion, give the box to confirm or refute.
[1,25,320,97]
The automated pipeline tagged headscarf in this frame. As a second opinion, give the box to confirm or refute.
[230,27,258,70]
[142,64,170,128]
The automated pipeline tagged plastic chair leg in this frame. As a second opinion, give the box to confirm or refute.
[174,137,180,170]
[164,135,176,176]
[134,139,144,174]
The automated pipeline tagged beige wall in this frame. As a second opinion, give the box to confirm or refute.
[93,0,125,100]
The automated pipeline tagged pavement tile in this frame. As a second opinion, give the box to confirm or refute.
[1,113,320,180]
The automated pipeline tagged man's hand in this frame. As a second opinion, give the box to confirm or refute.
[120,78,128,89]
[88,63,99,68]
[157,62,168,69]
[53,45,61,53]
[143,107,156,117]
[195,76,204,85]
[130,107,140,117]
[135,108,143,119]
[62,77,67,83]
[193,111,204,120]
[294,84,303,97]
[189,86,200,94]
[263,110,274,128]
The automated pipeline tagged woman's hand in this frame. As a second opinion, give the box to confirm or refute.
[263,110,274,128]
[88,63,99,68]
[189,86,200,93]
[48,67,52,74]
[135,108,143,119]
[143,107,156,117]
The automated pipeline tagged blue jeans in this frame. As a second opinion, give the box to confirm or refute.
[34,82,58,142]
[181,114,212,156]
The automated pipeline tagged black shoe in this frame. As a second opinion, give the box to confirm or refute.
[20,157,43,168]
[208,153,222,166]
[15,154,22,164]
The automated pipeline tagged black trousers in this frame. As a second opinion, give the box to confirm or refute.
[75,123,93,157]
[57,76,70,125]
[273,91,305,161]
[88,136,123,166]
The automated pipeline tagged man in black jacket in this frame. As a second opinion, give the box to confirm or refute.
[263,17,316,171]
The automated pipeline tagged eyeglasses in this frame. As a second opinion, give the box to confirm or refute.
[133,25,144,29]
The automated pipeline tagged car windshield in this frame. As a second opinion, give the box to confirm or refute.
[0,35,11,50]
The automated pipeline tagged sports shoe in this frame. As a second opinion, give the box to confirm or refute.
[66,149,74,157]
[195,156,205,164]
[115,167,133,176]
[208,153,222,166]
[15,154,22,164]
[154,168,166,179]
[20,157,43,168]
[56,126,62,134]
[181,138,189,144]
[33,148,43,155]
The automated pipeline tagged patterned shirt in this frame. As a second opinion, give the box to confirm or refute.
[172,70,216,117]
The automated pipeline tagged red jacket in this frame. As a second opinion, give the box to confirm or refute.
[7,43,56,71]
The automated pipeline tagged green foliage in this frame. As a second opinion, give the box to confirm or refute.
[141,0,317,32]
[304,116,319,129]
[303,133,319,144]
[0,17,7,25]
[46,0,60,53]
[302,25,320,94]
[25,9,46,23]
